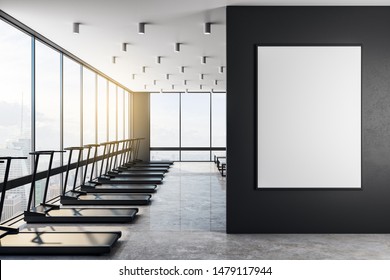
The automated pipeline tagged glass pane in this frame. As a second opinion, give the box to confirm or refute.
[97,76,107,144]
[118,89,124,140]
[150,93,180,147]
[181,151,211,161]
[0,19,32,181]
[181,93,210,147]
[63,56,81,152]
[150,151,179,161]
[108,82,117,141]
[125,92,129,139]
[83,67,96,145]
[35,40,61,202]
[211,92,226,147]
[0,184,30,223]
[82,68,96,182]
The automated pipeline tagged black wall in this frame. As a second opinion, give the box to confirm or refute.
[227,6,390,233]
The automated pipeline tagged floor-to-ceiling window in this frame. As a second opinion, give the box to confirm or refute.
[35,40,61,203]
[0,19,32,222]
[108,82,117,141]
[181,93,211,161]
[0,17,132,222]
[63,56,81,190]
[118,89,124,140]
[150,92,226,161]
[150,93,180,161]
[82,67,96,182]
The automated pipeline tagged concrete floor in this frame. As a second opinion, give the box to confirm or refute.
[4,162,390,259]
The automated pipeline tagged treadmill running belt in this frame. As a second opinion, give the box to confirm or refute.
[0,231,121,255]
[61,193,151,205]
[81,184,157,193]
[25,208,138,223]
[111,171,165,177]
[97,177,163,184]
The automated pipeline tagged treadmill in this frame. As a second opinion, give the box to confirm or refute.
[80,143,157,194]
[24,150,139,223]
[107,141,166,177]
[60,146,151,205]
[118,139,171,172]
[93,142,164,185]
[0,157,121,255]
[130,138,174,166]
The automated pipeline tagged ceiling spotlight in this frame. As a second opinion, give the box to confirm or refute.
[73,22,80,34]
[219,66,224,74]
[142,66,146,73]
[183,80,187,85]
[204,22,211,34]
[180,66,185,73]
[132,74,136,80]
[122,43,128,52]
[112,56,117,64]
[214,80,218,86]
[200,73,204,80]
[138,22,146,34]
[175,42,181,52]
[200,84,203,90]
[156,56,161,64]
[172,84,175,90]
[201,56,207,64]
[153,80,157,86]
[166,74,170,80]
[144,84,147,90]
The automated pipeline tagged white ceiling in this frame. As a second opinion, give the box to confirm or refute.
[1,0,389,93]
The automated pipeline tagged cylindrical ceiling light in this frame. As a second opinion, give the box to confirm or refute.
[73,22,80,34]
[166,74,170,80]
[183,80,187,85]
[112,56,117,64]
[201,56,207,64]
[153,80,157,86]
[122,43,128,52]
[219,66,224,74]
[142,66,146,73]
[144,84,147,90]
[132,74,136,80]
[200,73,204,80]
[204,22,211,34]
[214,80,218,86]
[172,84,175,90]
[138,22,146,34]
[175,42,181,52]
[200,84,203,90]
[180,66,185,73]
[156,56,161,64]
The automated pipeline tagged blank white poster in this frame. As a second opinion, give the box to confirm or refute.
[257,46,361,188]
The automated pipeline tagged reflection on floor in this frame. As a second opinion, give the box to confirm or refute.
[4,162,390,259]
